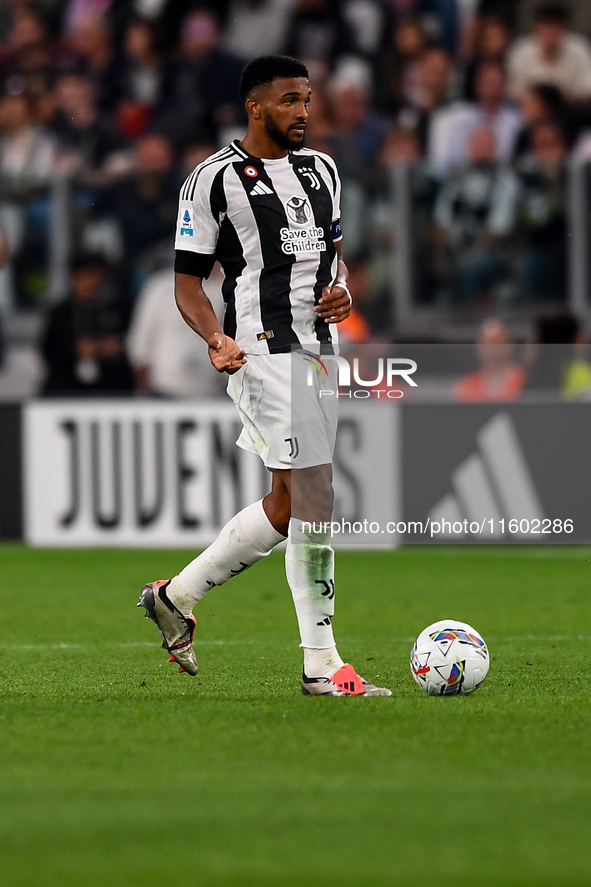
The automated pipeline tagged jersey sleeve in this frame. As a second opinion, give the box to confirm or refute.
[321,152,342,241]
[174,168,220,278]
[307,149,343,242]
[330,178,342,242]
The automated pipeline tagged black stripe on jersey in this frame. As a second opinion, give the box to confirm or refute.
[181,174,193,201]
[181,168,196,201]
[209,165,228,220]
[180,147,235,201]
[231,139,248,158]
[188,147,235,201]
[218,213,241,340]
[208,166,245,340]
[222,276,238,339]
[303,151,337,196]
[289,154,336,347]
[234,160,300,354]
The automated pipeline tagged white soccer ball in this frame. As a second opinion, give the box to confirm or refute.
[410,619,490,696]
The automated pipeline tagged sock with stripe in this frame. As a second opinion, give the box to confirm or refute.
[169,499,286,615]
[285,518,345,676]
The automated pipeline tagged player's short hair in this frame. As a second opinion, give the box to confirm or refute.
[535,4,569,24]
[239,55,309,104]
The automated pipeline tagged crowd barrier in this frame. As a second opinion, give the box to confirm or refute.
[0,400,588,546]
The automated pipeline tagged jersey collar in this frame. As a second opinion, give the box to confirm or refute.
[231,139,294,165]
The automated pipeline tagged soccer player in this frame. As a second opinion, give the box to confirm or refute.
[138,55,391,697]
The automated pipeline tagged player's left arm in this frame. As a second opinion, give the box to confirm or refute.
[314,240,351,323]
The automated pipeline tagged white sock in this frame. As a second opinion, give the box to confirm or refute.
[303,645,345,679]
[285,518,344,653]
[171,500,286,614]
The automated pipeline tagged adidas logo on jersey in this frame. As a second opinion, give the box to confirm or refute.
[250,181,273,196]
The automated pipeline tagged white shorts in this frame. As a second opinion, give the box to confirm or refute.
[226,352,338,470]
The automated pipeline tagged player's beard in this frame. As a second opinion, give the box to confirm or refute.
[263,112,304,150]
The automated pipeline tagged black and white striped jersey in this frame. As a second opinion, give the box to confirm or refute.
[174,139,342,354]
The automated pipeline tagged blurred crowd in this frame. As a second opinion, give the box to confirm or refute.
[1,0,591,397]
[453,313,591,401]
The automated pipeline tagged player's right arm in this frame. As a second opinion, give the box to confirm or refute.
[174,272,245,374]
[174,163,245,374]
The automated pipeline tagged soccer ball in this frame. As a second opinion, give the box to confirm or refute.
[410,620,489,696]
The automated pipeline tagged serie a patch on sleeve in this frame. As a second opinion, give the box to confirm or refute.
[331,219,342,241]
[180,209,193,235]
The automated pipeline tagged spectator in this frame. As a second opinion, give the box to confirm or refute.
[325,60,387,255]
[378,0,460,55]
[62,16,118,110]
[0,203,21,311]
[114,18,163,139]
[513,82,574,157]
[380,124,423,165]
[155,9,245,148]
[433,126,519,303]
[455,317,525,401]
[282,0,355,75]
[342,0,390,60]
[127,264,227,397]
[375,16,427,111]
[41,252,134,395]
[0,91,55,196]
[429,59,522,176]
[338,307,370,344]
[95,132,179,296]
[108,0,188,55]
[474,14,511,63]
[50,72,129,184]
[0,224,8,352]
[561,322,591,399]
[0,2,13,44]
[223,0,295,61]
[374,122,437,308]
[0,90,56,305]
[507,4,591,102]
[516,119,568,301]
[339,255,383,338]
[464,14,512,100]
[61,0,115,36]
[0,7,55,106]
[524,312,588,393]
[393,45,454,150]
[326,60,387,186]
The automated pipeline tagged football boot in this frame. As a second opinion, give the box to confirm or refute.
[302,663,392,696]
[137,580,198,675]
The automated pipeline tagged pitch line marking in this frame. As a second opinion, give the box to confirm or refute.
[2,636,590,653]
[0,639,262,651]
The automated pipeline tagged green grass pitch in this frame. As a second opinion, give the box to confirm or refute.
[1,544,591,887]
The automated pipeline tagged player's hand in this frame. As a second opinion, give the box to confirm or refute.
[314,284,352,323]
[207,334,246,374]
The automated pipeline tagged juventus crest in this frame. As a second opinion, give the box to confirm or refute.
[298,166,322,190]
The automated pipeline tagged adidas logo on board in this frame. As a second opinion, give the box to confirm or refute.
[427,412,544,538]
